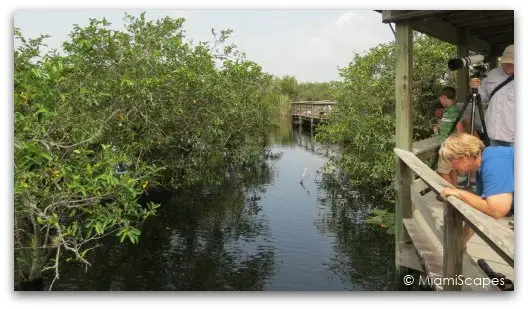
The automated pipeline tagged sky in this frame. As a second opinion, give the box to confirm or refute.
[4,0,528,307]
[13,9,395,82]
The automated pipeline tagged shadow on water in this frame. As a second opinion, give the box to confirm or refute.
[40,116,397,291]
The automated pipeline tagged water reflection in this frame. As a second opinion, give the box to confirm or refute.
[42,117,395,291]
[274,118,395,290]
[271,116,339,159]
[44,162,277,290]
[314,171,396,290]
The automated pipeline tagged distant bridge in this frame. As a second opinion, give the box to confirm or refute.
[291,101,337,127]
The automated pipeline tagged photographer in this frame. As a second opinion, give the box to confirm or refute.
[470,45,514,147]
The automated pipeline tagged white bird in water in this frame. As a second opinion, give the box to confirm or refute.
[300,167,311,197]
[300,167,308,185]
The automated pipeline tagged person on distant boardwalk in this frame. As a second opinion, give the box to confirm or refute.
[433,86,464,186]
[440,133,514,248]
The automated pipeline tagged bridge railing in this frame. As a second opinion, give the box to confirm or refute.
[291,101,337,119]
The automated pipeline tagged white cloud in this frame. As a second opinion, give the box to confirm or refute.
[291,10,394,81]
[335,11,365,28]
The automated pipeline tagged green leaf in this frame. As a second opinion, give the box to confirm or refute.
[40,152,52,161]
[130,228,141,236]
[31,68,42,78]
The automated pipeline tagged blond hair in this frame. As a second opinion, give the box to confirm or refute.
[439,133,485,162]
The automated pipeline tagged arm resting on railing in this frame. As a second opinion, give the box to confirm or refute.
[441,188,513,219]
[394,147,514,266]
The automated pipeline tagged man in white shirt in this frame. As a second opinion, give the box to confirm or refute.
[471,44,514,147]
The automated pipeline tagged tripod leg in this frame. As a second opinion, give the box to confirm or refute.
[476,94,491,146]
[447,99,470,137]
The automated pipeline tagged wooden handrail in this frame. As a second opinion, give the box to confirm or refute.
[394,147,514,266]
[291,101,337,105]
[412,135,442,159]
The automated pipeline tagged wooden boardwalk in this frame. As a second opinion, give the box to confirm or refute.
[395,136,514,291]
[291,101,336,125]
[408,178,514,290]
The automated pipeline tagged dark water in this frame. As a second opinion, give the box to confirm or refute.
[42,117,396,291]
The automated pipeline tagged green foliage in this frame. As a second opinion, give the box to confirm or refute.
[315,33,457,201]
[296,81,340,101]
[278,75,298,99]
[14,13,277,287]
[366,209,395,235]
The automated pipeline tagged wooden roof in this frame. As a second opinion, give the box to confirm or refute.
[380,10,514,57]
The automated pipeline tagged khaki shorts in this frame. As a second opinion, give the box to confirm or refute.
[437,151,453,174]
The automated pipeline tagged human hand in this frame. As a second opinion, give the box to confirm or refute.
[440,187,460,200]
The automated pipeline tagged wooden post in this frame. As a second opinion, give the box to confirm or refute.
[292,104,299,122]
[443,201,464,291]
[310,126,315,152]
[299,104,302,126]
[456,28,469,104]
[394,20,414,286]
[489,56,498,70]
[298,104,302,139]
[489,45,498,70]
[311,103,314,128]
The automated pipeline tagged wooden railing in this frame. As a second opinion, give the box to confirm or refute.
[395,136,514,291]
[291,101,337,119]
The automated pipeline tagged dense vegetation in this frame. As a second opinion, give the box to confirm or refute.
[14,13,278,289]
[295,81,339,101]
[315,34,457,201]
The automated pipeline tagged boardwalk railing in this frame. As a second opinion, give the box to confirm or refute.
[291,101,337,119]
[394,136,514,291]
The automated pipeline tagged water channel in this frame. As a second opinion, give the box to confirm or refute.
[43,117,396,291]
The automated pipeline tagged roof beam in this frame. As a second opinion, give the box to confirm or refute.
[454,15,512,28]
[380,10,491,54]
[411,17,491,54]
[481,34,514,44]
[471,26,513,36]
[446,10,512,24]
[381,10,452,23]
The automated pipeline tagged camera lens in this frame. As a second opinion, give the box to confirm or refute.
[448,58,466,70]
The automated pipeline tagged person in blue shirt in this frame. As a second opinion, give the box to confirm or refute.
[440,133,513,248]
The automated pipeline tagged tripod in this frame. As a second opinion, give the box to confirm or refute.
[448,80,490,145]
[445,78,490,189]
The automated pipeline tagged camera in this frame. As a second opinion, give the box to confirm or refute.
[448,54,489,71]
